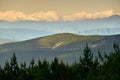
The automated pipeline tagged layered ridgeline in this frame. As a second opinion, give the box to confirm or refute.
[0,38,18,44]
[0,33,120,65]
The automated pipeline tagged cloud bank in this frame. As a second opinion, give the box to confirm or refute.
[63,10,118,21]
[0,10,119,21]
[0,10,59,21]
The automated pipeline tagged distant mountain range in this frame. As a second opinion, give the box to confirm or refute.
[0,15,120,41]
[0,28,51,41]
[0,38,17,44]
[0,33,120,65]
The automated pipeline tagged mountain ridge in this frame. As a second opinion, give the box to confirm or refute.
[0,33,119,51]
[0,33,120,65]
[0,33,103,48]
[0,15,120,41]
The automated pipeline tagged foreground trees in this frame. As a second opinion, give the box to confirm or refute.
[0,44,120,80]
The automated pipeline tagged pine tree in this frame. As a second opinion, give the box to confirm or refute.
[79,44,93,80]
[0,66,4,80]
[10,53,19,80]
[18,62,27,80]
[51,57,59,80]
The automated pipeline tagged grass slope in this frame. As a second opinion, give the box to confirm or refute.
[38,33,103,48]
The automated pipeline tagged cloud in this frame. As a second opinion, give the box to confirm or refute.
[0,10,59,21]
[27,11,59,21]
[0,10,119,21]
[0,11,26,21]
[62,10,120,21]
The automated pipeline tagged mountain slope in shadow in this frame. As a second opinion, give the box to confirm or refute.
[0,33,120,65]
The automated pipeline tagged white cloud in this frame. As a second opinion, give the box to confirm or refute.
[0,11,26,21]
[0,10,59,21]
[0,10,119,21]
[62,10,120,21]
[27,11,59,21]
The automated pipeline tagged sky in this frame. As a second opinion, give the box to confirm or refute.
[0,0,120,40]
[0,0,120,21]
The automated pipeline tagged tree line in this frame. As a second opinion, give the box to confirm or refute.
[0,43,120,80]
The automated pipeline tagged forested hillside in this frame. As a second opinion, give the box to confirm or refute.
[0,33,120,66]
[0,43,120,80]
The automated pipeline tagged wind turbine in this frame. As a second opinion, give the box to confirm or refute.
[107,28,110,35]
[61,27,63,33]
[96,28,100,35]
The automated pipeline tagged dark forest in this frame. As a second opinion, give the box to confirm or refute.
[0,43,120,80]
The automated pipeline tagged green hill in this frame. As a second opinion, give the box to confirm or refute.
[37,33,102,48]
[0,33,120,65]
